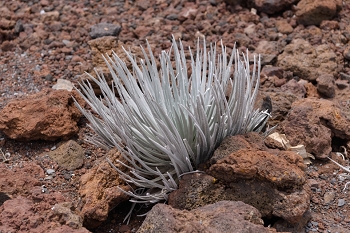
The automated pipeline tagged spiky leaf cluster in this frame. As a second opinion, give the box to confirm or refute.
[75,37,269,204]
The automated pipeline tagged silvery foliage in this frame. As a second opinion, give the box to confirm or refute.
[75,37,270,205]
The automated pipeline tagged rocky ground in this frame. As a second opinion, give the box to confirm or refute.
[1,0,350,232]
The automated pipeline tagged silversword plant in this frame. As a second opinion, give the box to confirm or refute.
[75,36,270,206]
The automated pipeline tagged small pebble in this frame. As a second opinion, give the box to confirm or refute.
[46,168,55,175]
[324,191,335,204]
[51,145,57,151]
[44,175,53,180]
[338,199,346,207]
[63,173,71,180]
[330,178,337,185]
[310,221,318,227]
[166,14,178,20]
[44,74,53,81]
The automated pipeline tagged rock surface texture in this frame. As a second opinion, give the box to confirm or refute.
[0,195,89,233]
[0,89,83,141]
[277,39,338,81]
[169,133,311,230]
[279,98,350,159]
[78,149,131,229]
[138,201,278,233]
[295,0,342,26]
[48,140,85,170]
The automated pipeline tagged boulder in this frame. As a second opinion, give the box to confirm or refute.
[295,0,342,26]
[78,149,131,229]
[279,98,350,159]
[138,201,278,233]
[0,194,89,233]
[277,39,338,81]
[253,0,299,15]
[169,133,310,227]
[0,89,83,141]
[0,161,44,195]
[316,74,336,98]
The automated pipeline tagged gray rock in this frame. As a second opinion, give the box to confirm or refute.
[137,201,274,233]
[338,199,346,207]
[316,74,335,98]
[166,14,178,20]
[51,202,84,229]
[14,19,24,34]
[48,140,84,170]
[89,23,121,39]
[335,79,349,89]
[281,79,307,99]
[262,91,298,127]
[0,192,11,206]
[252,0,299,15]
[46,169,55,175]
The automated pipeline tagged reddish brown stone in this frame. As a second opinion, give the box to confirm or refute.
[78,149,131,229]
[0,89,83,141]
[296,0,342,26]
[0,195,90,233]
[279,98,350,159]
[0,161,44,196]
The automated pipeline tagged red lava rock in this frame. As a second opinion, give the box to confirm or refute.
[279,98,350,159]
[277,39,338,81]
[0,19,16,30]
[78,149,131,229]
[273,76,287,87]
[0,161,44,196]
[281,79,307,98]
[138,201,277,233]
[0,88,83,141]
[304,82,321,98]
[178,5,198,22]
[41,11,60,23]
[275,19,294,34]
[134,25,154,39]
[0,195,90,233]
[169,133,310,227]
[316,74,336,98]
[261,66,285,79]
[320,20,340,30]
[0,40,15,51]
[296,0,342,26]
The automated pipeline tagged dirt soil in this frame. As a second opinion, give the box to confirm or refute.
[1,0,350,232]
